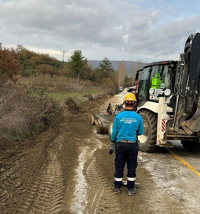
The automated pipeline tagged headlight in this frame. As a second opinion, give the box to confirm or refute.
[164,89,171,96]
[149,88,154,95]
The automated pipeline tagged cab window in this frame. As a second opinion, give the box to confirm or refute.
[150,65,170,89]
[138,67,150,99]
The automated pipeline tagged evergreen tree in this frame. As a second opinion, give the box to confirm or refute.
[99,57,114,79]
[68,50,87,79]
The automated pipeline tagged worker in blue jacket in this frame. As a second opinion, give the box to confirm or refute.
[111,93,144,196]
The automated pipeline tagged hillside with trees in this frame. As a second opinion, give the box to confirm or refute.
[88,59,146,78]
[0,44,143,141]
[1,44,144,90]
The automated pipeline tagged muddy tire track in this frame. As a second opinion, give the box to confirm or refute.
[0,138,50,214]
[86,159,121,214]
[18,135,65,214]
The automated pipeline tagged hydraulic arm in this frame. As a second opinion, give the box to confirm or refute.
[173,33,200,134]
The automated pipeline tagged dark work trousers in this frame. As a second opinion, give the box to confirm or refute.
[114,142,139,189]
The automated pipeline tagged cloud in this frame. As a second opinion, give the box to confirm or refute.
[0,0,200,62]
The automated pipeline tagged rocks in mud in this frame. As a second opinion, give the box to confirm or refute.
[0,168,5,173]
[0,189,7,198]
[13,198,18,203]
[15,181,22,188]
[10,173,18,180]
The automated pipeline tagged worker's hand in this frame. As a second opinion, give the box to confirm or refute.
[110,141,115,147]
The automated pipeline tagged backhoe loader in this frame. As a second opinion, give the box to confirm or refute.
[91,32,200,153]
[134,32,200,152]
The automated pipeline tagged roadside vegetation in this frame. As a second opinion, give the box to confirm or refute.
[0,84,63,141]
[0,44,142,142]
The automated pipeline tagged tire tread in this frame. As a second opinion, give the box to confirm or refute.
[138,110,157,152]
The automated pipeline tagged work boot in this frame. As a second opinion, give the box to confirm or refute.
[113,185,120,194]
[128,187,137,196]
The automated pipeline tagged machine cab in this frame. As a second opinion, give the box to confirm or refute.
[135,61,177,108]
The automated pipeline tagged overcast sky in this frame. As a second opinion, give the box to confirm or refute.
[1,0,200,63]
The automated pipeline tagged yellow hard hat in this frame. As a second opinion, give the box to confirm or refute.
[124,93,137,102]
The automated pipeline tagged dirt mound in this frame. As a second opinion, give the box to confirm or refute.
[65,97,82,113]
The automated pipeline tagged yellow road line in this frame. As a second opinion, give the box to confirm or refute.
[169,150,200,178]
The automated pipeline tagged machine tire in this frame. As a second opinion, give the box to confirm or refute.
[108,116,115,137]
[90,115,95,125]
[95,119,101,134]
[95,118,108,134]
[138,110,157,153]
[181,141,200,152]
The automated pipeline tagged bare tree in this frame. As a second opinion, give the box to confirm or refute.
[135,59,143,71]
[131,59,143,86]
[118,61,126,87]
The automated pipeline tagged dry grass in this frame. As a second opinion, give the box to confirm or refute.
[0,75,117,141]
[17,74,99,91]
[0,83,63,141]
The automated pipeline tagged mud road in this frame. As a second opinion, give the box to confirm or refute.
[1,91,200,214]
